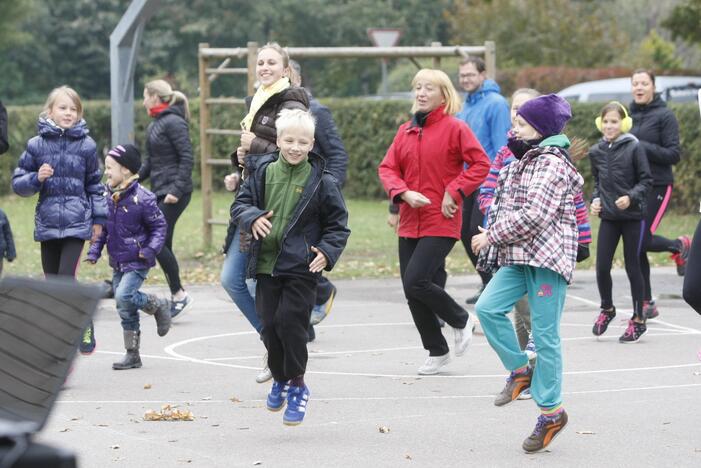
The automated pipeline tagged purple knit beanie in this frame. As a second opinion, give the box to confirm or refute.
[516,94,572,138]
[107,144,141,174]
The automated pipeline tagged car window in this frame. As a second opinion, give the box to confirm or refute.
[587,92,631,102]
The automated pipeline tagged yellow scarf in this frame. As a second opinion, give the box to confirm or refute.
[110,175,140,203]
[240,77,290,131]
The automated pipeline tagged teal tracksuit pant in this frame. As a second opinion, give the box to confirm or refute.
[475,265,567,409]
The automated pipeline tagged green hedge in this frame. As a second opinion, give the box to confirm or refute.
[2,99,700,212]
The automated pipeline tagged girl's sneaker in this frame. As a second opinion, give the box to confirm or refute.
[171,293,193,320]
[671,235,691,276]
[79,322,96,355]
[283,385,310,426]
[266,381,289,412]
[643,300,659,320]
[619,320,647,343]
[522,410,568,453]
[524,334,537,361]
[592,307,616,336]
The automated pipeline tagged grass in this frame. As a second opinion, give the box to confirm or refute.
[0,191,697,286]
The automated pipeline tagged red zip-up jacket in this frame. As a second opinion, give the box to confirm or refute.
[378,106,490,239]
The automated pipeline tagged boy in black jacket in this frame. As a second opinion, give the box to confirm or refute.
[232,109,350,426]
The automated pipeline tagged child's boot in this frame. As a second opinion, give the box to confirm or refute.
[113,330,142,370]
[142,294,172,337]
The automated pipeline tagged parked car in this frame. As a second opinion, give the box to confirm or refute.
[558,76,701,103]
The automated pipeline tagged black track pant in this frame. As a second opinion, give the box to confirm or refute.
[399,236,468,356]
[683,218,701,315]
[156,192,191,295]
[256,274,316,382]
[40,237,84,277]
[596,219,646,319]
[641,185,681,300]
[460,192,492,286]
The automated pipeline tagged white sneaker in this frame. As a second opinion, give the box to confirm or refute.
[517,387,533,400]
[255,352,273,383]
[417,353,452,375]
[453,314,474,357]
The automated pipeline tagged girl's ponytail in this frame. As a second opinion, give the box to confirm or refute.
[170,90,190,121]
[145,79,190,120]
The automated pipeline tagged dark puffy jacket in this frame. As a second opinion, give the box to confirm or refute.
[139,102,194,199]
[240,87,309,159]
[0,209,16,261]
[12,119,107,241]
[86,182,167,272]
[0,100,8,155]
[629,95,680,186]
[589,133,652,221]
[232,151,350,279]
[308,93,348,186]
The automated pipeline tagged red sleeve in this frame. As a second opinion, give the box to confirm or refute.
[445,124,490,202]
[378,127,409,203]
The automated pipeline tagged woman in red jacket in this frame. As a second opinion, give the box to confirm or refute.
[378,69,490,375]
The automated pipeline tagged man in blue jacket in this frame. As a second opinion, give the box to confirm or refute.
[456,57,511,305]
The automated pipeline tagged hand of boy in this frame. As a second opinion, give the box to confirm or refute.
[471,226,490,255]
[615,195,631,210]
[309,246,327,273]
[37,163,54,182]
[164,194,179,204]
[236,147,247,165]
[387,213,399,233]
[240,131,255,151]
[252,211,274,240]
[441,192,458,219]
[401,190,431,208]
[91,224,102,243]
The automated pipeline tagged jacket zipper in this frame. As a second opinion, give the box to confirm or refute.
[417,127,423,236]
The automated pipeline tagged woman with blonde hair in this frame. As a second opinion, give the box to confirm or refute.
[378,69,490,375]
[140,79,194,318]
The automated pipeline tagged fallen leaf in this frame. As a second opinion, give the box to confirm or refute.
[253,461,262,466]
[576,431,596,435]
[230,397,242,403]
[238,427,250,430]
[111,445,120,450]
[144,384,152,389]
[211,424,220,427]
[405,454,412,460]
[663,422,671,425]
[59,428,70,432]
[379,426,390,433]
[70,417,81,421]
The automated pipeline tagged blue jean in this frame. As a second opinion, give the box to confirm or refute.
[113,268,150,332]
[220,226,262,334]
[475,265,567,409]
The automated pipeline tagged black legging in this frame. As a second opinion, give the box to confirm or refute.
[682,218,701,315]
[641,185,681,301]
[40,237,85,277]
[399,236,469,356]
[157,192,191,295]
[596,219,646,319]
[460,192,492,285]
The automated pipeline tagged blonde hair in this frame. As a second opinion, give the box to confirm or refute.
[512,88,540,99]
[276,108,316,137]
[144,79,190,120]
[41,86,83,121]
[410,69,461,115]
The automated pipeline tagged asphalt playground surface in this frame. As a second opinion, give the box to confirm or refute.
[38,266,701,467]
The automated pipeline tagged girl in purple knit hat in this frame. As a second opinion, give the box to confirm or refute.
[471,94,582,453]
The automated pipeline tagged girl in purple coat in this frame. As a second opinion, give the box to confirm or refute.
[12,86,107,355]
[86,144,171,370]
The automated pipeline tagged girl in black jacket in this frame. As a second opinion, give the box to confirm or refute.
[629,70,691,319]
[590,102,653,343]
[140,79,194,318]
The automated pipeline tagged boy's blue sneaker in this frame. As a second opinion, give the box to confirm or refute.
[283,385,310,426]
[310,286,336,325]
[171,293,193,320]
[266,381,289,412]
[79,321,96,355]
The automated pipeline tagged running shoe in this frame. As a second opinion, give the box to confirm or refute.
[643,300,659,320]
[494,366,533,406]
[79,321,96,355]
[671,235,691,276]
[619,320,647,343]
[266,380,289,412]
[283,385,310,426]
[522,410,569,453]
[592,307,616,336]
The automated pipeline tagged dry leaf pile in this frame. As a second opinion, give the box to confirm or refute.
[144,404,194,421]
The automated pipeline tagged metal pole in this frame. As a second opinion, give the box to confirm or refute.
[109,0,161,146]
[381,59,388,95]
[431,42,441,69]
[198,43,213,248]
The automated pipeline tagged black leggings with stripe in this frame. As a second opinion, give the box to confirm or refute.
[682,218,701,315]
[641,185,681,301]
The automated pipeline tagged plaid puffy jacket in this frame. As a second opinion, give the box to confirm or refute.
[477,145,582,283]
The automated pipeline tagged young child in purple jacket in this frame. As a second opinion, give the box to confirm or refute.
[86,144,171,370]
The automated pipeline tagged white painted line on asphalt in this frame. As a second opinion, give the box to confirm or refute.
[55,382,701,405]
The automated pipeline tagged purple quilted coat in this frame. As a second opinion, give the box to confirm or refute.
[87,182,167,272]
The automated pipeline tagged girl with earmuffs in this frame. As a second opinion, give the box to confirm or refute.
[589,101,653,343]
